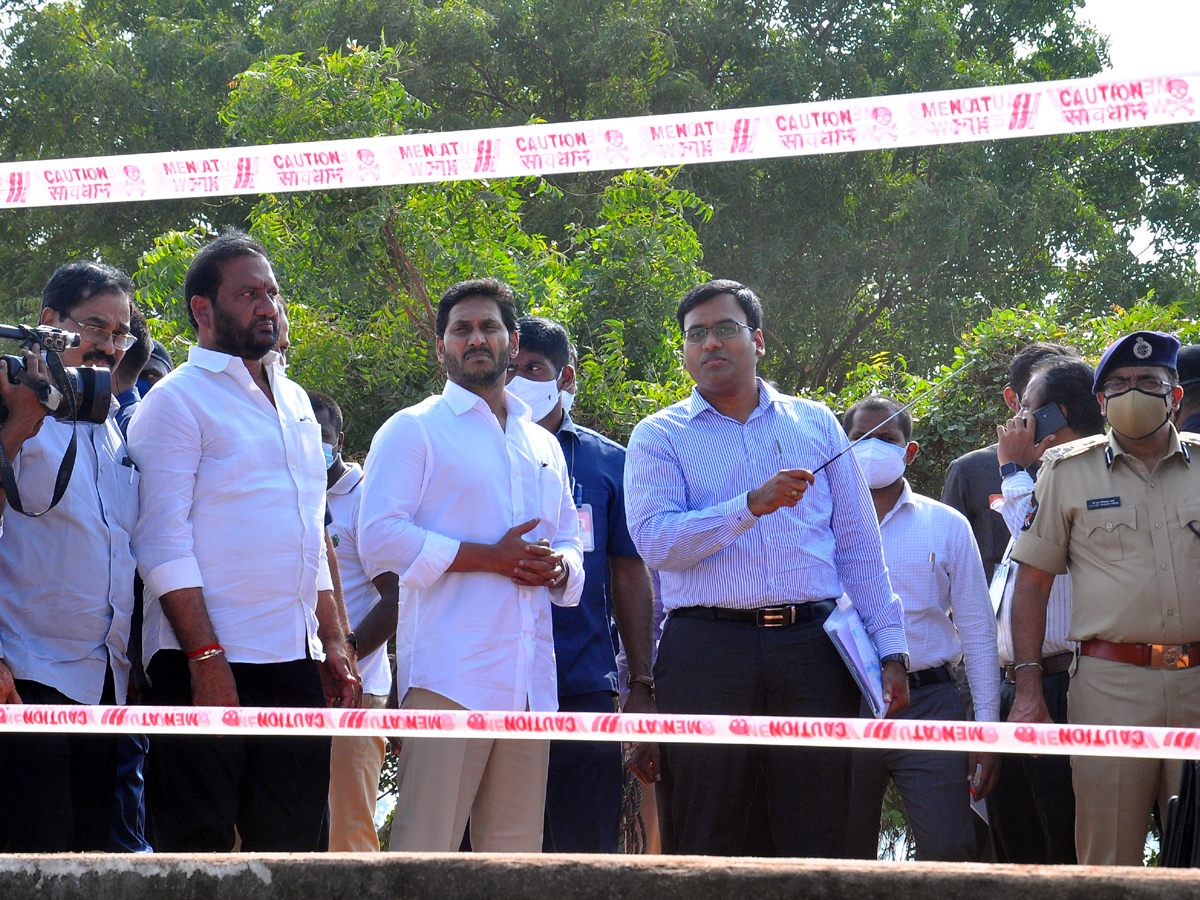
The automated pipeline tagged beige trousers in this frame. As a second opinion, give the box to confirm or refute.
[1069,656,1200,865]
[328,693,389,852]
[387,688,550,852]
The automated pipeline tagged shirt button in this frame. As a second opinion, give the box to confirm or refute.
[1168,609,1177,617]
[1105,523,1113,531]
[1150,481,1156,488]
[1162,563,1169,570]
[1156,522,1163,528]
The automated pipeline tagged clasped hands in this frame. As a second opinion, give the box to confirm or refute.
[495,517,567,587]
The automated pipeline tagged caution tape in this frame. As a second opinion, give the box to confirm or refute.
[2,71,1197,209]
[3,704,1200,760]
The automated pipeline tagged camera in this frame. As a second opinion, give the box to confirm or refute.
[0,323,112,425]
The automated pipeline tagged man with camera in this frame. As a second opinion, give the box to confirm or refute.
[0,261,139,852]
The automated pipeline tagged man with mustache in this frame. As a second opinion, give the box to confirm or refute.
[0,262,140,851]
[128,230,360,851]
[1009,331,1200,865]
[623,279,908,857]
[358,277,584,852]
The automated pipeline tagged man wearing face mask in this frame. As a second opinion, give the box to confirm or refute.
[842,396,998,861]
[1009,331,1200,866]
[309,390,396,851]
[1172,345,1200,435]
[507,316,656,853]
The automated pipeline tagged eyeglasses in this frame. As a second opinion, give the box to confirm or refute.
[683,321,754,344]
[1102,376,1174,396]
[63,314,136,351]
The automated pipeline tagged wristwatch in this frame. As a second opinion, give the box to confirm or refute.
[999,461,1022,478]
[879,653,910,670]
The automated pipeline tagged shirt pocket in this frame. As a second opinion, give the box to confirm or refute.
[1176,503,1200,558]
[1077,506,1138,561]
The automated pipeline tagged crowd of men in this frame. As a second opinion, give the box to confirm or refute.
[0,232,1197,867]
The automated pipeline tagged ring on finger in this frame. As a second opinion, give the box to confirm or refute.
[790,489,799,499]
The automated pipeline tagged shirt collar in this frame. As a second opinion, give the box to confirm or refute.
[187,344,281,375]
[684,377,782,421]
[558,411,580,437]
[879,478,915,529]
[327,462,364,496]
[1106,425,1190,466]
[441,379,533,422]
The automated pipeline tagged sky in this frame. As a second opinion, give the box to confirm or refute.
[1079,0,1200,76]
[1078,0,1200,263]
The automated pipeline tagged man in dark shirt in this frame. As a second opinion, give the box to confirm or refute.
[507,315,656,853]
[941,342,1078,581]
[1173,345,1200,434]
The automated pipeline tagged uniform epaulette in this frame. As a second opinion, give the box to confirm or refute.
[1039,433,1108,467]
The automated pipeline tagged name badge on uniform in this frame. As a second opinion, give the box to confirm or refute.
[1086,496,1121,510]
[576,503,595,552]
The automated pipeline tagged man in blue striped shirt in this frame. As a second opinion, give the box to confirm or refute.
[624,279,909,857]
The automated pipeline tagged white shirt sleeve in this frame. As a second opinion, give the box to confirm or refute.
[357,411,461,589]
[997,470,1036,537]
[548,440,583,609]
[127,386,205,597]
[317,524,334,593]
[948,515,1001,722]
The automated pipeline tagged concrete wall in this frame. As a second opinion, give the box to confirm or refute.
[3,854,1200,900]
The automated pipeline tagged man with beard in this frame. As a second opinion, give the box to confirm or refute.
[128,230,360,852]
[0,262,140,851]
[358,278,584,852]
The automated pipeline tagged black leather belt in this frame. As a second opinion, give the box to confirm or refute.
[669,599,838,628]
[907,664,953,691]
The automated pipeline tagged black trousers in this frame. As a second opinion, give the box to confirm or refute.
[0,672,118,852]
[654,610,860,857]
[144,650,331,852]
[543,690,622,853]
[989,669,1076,864]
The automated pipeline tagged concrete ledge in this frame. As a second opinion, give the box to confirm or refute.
[2,853,1200,900]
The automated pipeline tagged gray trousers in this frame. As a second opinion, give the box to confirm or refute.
[844,679,976,861]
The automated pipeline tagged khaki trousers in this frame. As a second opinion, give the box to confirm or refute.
[1069,656,1200,865]
[328,693,389,852]
[387,688,550,852]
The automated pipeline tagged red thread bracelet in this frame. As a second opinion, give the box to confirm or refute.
[187,644,224,661]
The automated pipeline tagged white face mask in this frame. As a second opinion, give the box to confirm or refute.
[850,438,908,489]
[561,389,575,414]
[508,375,561,422]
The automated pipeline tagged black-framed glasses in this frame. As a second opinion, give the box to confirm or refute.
[1102,375,1174,396]
[63,314,136,351]
[683,321,754,344]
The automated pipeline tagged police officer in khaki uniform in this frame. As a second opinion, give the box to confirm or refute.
[1008,330,1200,866]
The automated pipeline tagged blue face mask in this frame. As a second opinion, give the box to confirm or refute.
[322,442,337,470]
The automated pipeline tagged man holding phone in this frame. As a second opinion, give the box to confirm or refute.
[987,357,1103,864]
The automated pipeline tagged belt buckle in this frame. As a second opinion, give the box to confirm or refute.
[756,606,794,628]
[1150,643,1190,669]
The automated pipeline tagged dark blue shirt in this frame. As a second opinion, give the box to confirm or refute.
[553,413,639,696]
[114,386,141,439]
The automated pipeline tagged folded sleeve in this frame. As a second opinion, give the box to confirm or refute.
[126,385,205,598]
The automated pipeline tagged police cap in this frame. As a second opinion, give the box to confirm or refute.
[1092,331,1179,393]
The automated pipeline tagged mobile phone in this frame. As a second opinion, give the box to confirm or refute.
[1031,403,1068,443]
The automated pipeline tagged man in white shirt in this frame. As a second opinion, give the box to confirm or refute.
[310,389,395,852]
[358,277,584,853]
[988,357,1102,864]
[0,262,139,851]
[128,230,360,852]
[842,395,999,861]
